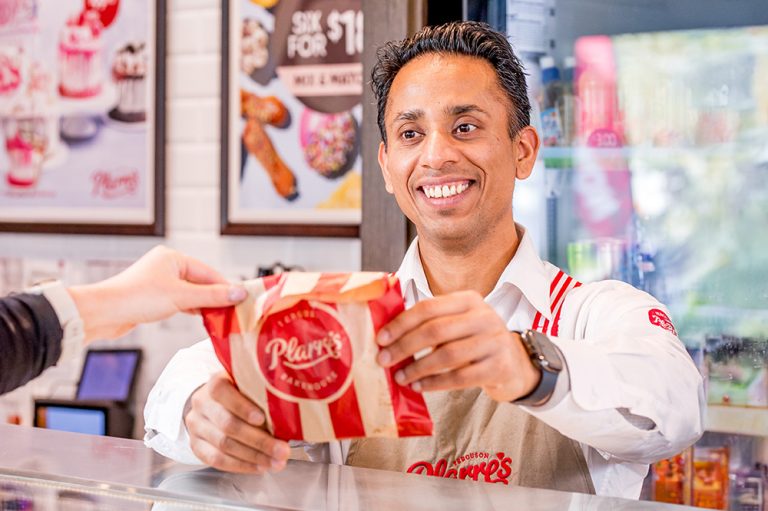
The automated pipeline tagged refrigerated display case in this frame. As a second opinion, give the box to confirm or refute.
[459,1,768,509]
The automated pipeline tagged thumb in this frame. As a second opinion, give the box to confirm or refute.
[175,283,248,312]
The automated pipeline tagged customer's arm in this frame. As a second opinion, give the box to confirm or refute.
[0,246,246,396]
[68,245,246,342]
[0,293,64,395]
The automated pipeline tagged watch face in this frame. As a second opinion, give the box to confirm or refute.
[528,330,563,372]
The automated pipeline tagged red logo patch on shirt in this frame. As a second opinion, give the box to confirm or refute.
[406,451,512,484]
[648,308,677,336]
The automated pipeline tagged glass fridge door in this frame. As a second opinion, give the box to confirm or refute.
[460,1,768,509]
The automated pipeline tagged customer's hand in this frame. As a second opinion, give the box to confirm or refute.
[67,245,247,342]
[184,372,291,474]
[375,290,540,403]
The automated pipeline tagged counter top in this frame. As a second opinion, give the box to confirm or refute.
[0,424,696,510]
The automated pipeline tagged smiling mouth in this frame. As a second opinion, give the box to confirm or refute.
[419,180,473,199]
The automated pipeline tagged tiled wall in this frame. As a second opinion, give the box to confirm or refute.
[0,0,361,439]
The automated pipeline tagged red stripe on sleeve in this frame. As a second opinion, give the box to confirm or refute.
[532,311,543,331]
[550,270,565,295]
[550,276,573,313]
[551,281,581,337]
[328,384,366,438]
[267,390,304,441]
[540,318,551,335]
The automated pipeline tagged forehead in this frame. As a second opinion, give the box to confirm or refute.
[385,53,508,121]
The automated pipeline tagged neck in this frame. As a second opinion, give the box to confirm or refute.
[418,222,521,297]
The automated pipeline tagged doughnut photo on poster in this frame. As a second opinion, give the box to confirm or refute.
[223,0,362,236]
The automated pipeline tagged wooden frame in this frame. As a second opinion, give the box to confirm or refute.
[0,0,166,236]
[221,0,362,238]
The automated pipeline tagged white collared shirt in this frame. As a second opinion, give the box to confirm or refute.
[144,226,705,499]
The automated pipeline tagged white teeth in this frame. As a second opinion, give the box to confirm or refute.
[422,182,470,199]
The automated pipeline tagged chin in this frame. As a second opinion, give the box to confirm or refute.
[422,228,477,249]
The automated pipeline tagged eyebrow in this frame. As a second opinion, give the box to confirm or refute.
[393,109,424,122]
[448,104,488,117]
[392,104,488,123]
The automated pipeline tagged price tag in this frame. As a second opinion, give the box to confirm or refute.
[326,9,363,56]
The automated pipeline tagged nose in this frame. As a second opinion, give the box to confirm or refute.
[419,130,460,171]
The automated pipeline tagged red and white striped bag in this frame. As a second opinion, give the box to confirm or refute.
[201,272,433,442]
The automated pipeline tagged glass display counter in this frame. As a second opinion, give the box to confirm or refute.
[0,424,696,510]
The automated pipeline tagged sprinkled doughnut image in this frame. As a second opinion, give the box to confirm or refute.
[299,109,358,179]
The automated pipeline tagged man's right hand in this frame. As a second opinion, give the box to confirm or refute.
[185,372,290,474]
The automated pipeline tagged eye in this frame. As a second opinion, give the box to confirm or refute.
[401,130,418,140]
[455,123,477,134]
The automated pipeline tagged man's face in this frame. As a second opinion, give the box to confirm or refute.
[378,53,538,249]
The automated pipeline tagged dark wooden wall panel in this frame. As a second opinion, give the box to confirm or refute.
[360,0,425,271]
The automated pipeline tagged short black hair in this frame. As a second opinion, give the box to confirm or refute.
[371,21,530,145]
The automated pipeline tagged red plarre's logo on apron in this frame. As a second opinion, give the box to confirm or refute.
[257,300,353,401]
[407,452,513,484]
[648,308,677,336]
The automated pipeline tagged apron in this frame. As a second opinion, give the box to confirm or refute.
[346,389,594,493]
[346,269,594,493]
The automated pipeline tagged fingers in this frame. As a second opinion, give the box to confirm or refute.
[411,358,495,393]
[179,252,229,286]
[377,290,482,347]
[392,334,495,387]
[377,304,495,368]
[205,373,266,426]
[191,438,261,474]
[175,282,248,313]
[186,375,290,473]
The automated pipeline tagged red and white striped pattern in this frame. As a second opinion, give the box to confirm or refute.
[531,269,582,336]
[202,272,433,442]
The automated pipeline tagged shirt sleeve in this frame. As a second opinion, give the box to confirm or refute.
[522,280,705,465]
[0,293,63,396]
[143,339,223,465]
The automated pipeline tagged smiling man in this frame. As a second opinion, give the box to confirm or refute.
[144,21,704,499]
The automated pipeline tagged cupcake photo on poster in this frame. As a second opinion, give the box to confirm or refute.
[224,0,362,235]
[0,0,163,234]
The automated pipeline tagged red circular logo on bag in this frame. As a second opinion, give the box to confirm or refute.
[257,300,353,402]
[648,308,677,336]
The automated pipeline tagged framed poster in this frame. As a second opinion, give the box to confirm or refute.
[0,0,166,235]
[222,0,362,237]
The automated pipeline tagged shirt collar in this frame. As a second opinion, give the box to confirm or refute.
[395,224,552,318]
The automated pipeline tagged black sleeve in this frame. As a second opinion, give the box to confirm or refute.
[0,293,64,395]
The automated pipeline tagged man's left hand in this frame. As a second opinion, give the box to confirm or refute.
[376,290,541,402]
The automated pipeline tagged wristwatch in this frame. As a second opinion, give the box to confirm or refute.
[27,280,85,362]
[513,329,564,407]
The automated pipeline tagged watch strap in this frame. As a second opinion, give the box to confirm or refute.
[513,363,559,406]
[513,329,562,407]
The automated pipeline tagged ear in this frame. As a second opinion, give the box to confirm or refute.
[514,126,540,181]
[378,141,394,194]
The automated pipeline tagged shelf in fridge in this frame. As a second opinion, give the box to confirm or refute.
[539,142,768,167]
[706,404,768,437]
